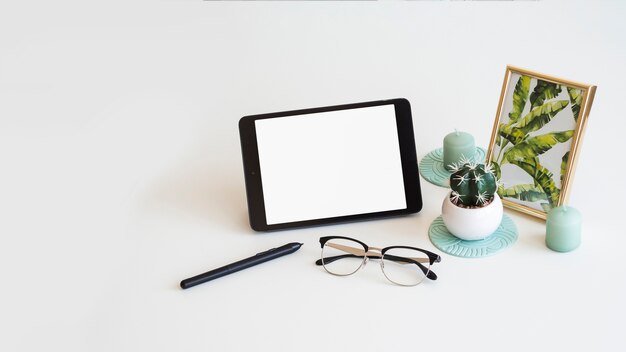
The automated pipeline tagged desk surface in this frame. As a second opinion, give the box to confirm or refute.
[1,1,625,351]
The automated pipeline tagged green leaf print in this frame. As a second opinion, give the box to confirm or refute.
[503,130,574,163]
[500,184,548,202]
[560,151,570,186]
[529,80,562,110]
[509,75,531,123]
[567,87,582,122]
[515,100,570,136]
[509,158,560,206]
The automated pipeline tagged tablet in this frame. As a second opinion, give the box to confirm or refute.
[239,98,422,231]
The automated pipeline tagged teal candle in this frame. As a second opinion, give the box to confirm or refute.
[546,205,582,252]
[443,130,476,171]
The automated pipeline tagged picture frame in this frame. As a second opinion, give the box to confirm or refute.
[486,66,596,220]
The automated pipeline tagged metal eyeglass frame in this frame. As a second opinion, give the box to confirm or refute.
[315,236,442,286]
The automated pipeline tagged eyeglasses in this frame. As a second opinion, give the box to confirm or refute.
[315,236,441,286]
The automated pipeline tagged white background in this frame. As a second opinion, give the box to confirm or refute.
[255,105,406,224]
[1,1,625,352]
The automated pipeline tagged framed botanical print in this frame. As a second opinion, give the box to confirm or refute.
[486,66,596,220]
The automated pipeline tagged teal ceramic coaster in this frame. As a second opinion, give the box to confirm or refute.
[428,214,518,258]
[419,147,487,188]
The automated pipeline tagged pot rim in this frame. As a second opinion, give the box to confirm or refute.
[444,191,501,212]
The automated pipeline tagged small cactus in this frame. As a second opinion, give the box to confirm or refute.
[449,159,497,207]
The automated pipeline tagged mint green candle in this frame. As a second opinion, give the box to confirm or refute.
[443,130,475,171]
[546,205,582,252]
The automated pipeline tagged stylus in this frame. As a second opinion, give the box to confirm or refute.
[180,242,304,289]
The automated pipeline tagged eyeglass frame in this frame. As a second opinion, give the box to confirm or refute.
[315,236,442,286]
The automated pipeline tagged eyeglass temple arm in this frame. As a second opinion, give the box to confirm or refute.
[323,242,370,256]
[318,243,439,280]
[324,243,430,263]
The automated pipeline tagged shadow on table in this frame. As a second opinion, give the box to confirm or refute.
[506,210,546,249]
[142,153,250,232]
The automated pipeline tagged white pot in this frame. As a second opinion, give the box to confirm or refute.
[441,192,503,241]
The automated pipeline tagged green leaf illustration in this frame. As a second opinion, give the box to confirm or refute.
[503,130,574,163]
[529,80,562,110]
[500,184,548,202]
[567,87,582,121]
[499,123,527,145]
[515,100,570,135]
[541,203,552,212]
[509,157,560,206]
[509,76,531,123]
[560,151,570,186]
[491,160,501,180]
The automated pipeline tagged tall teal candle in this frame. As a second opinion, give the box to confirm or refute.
[443,130,475,171]
[546,205,582,252]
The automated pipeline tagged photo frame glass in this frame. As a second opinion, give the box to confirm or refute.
[487,67,595,219]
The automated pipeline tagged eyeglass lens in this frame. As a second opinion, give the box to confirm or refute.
[382,247,430,286]
[321,238,366,276]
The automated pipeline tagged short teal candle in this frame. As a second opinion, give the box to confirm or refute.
[546,205,582,252]
[443,130,475,171]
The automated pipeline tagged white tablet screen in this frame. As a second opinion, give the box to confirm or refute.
[255,104,407,225]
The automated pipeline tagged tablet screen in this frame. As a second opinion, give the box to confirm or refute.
[254,104,407,225]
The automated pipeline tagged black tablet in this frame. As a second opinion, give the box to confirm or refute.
[239,98,422,231]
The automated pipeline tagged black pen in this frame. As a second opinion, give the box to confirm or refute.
[180,242,303,289]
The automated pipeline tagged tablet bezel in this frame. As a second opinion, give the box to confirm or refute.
[239,98,422,231]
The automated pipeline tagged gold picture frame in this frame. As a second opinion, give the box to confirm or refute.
[486,66,596,220]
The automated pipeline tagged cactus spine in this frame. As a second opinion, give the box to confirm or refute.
[449,161,497,207]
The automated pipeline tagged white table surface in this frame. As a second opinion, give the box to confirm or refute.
[2,1,625,351]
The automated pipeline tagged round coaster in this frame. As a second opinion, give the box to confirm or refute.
[428,214,518,258]
[419,147,487,188]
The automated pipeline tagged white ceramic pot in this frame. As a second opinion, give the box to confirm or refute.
[441,192,503,241]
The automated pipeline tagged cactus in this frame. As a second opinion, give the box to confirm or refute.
[449,159,497,207]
